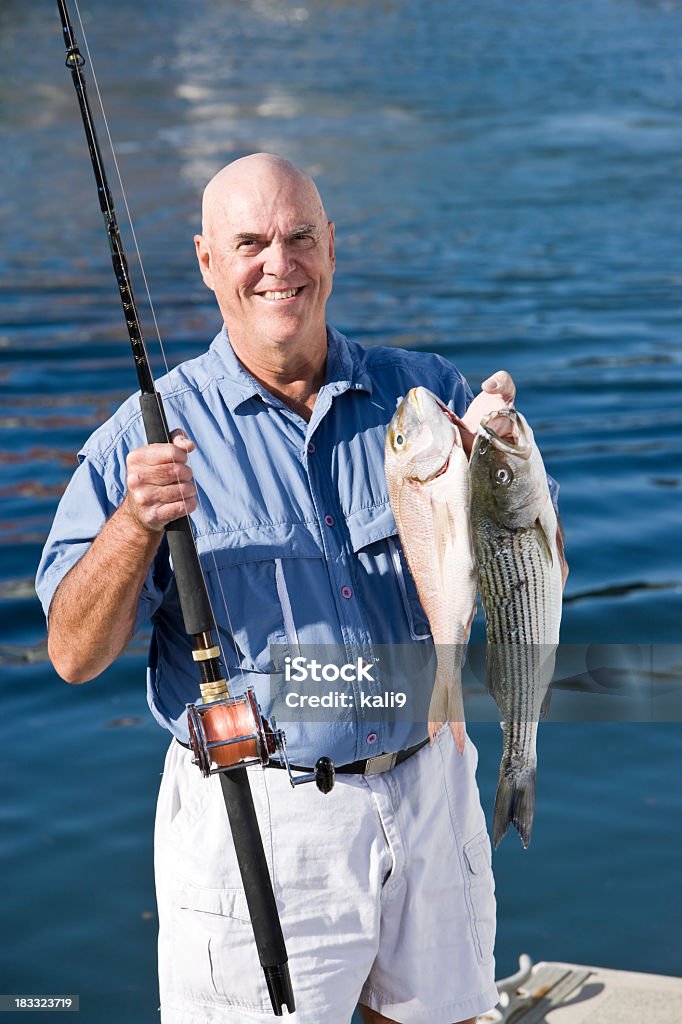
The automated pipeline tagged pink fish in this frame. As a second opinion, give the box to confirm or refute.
[385,387,476,752]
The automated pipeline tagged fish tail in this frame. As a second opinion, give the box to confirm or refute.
[493,764,536,849]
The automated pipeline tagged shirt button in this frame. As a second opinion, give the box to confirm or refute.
[341,585,352,599]
[307,441,316,454]
[366,732,378,745]
[324,514,334,527]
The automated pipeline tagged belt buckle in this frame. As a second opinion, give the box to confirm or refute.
[364,751,398,775]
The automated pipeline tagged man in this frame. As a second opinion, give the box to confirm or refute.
[38,154,523,1023]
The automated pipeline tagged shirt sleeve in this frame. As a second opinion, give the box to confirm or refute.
[35,447,169,634]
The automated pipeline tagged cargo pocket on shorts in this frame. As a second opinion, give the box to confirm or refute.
[462,830,496,963]
[173,881,271,1013]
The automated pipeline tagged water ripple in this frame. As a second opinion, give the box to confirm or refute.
[3,0,682,1006]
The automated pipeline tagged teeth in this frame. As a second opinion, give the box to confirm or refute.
[262,288,299,300]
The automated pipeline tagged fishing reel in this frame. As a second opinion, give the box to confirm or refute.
[187,684,335,794]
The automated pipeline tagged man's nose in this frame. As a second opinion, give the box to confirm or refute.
[262,241,295,278]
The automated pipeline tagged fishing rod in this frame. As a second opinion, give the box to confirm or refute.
[56,0,333,1013]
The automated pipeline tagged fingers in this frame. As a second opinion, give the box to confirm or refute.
[170,428,196,452]
[481,369,516,406]
[460,370,517,447]
[127,458,194,489]
[124,432,198,532]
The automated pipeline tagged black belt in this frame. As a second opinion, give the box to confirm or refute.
[176,737,429,776]
[272,738,429,776]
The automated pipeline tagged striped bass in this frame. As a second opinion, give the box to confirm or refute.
[385,386,476,753]
[469,408,563,848]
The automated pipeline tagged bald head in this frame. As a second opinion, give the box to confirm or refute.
[194,152,335,361]
[201,153,327,238]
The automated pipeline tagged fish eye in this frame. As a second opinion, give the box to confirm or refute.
[394,433,405,448]
[495,466,513,486]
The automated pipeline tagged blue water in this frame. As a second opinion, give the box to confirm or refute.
[2,0,682,1020]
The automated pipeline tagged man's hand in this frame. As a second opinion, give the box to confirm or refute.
[123,430,198,532]
[458,370,516,457]
[47,430,198,683]
[458,373,570,587]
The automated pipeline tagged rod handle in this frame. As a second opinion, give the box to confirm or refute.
[139,392,215,636]
[219,768,295,1015]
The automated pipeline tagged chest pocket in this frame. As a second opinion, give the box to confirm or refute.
[345,502,432,642]
[198,523,324,674]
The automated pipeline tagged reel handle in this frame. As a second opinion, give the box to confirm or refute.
[270,720,335,794]
[289,756,336,794]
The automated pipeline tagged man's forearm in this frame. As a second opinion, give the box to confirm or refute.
[47,498,163,683]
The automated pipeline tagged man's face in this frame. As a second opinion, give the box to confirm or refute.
[195,171,335,353]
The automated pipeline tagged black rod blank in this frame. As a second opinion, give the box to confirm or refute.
[55,1,294,1012]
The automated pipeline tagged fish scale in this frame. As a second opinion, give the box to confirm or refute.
[470,409,562,848]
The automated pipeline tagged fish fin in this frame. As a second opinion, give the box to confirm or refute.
[447,671,466,754]
[429,705,466,754]
[430,649,466,753]
[427,680,448,735]
[394,486,418,569]
[485,642,506,705]
[430,495,453,584]
[448,505,460,545]
[448,720,466,755]
[555,516,566,566]
[465,601,476,641]
[539,645,558,716]
[428,721,443,744]
[534,499,558,567]
[484,643,494,697]
[534,517,554,565]
[539,685,553,719]
[493,765,536,849]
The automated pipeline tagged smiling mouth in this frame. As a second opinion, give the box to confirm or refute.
[259,287,302,301]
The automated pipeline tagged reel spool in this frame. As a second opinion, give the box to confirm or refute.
[187,687,274,776]
[187,685,335,794]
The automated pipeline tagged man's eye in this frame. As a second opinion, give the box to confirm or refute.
[291,234,315,248]
[237,239,260,250]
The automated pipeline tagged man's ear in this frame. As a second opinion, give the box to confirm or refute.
[328,221,336,272]
[194,234,214,290]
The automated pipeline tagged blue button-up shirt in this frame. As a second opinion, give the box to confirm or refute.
[37,325,477,766]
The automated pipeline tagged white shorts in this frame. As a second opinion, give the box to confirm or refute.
[155,727,498,1024]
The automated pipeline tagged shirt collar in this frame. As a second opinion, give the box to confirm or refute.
[210,323,373,413]
[325,324,373,397]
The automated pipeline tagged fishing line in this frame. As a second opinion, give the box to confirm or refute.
[71,0,247,700]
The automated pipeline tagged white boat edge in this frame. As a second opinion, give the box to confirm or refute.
[479,956,682,1024]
